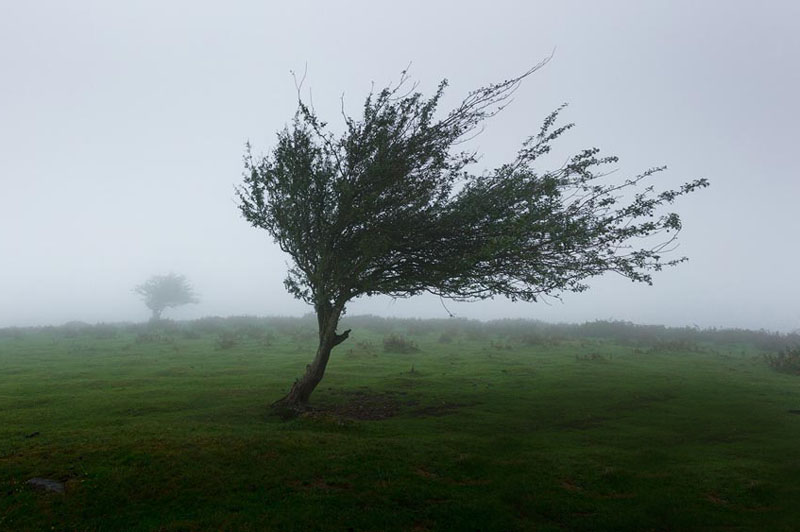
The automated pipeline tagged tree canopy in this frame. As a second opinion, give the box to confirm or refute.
[237,64,708,408]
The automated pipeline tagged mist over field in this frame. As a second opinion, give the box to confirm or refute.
[1,0,798,331]
[4,4,800,529]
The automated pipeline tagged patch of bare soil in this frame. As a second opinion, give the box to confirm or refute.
[560,479,583,492]
[597,491,636,499]
[414,466,490,486]
[289,477,353,492]
[335,392,402,420]
[414,467,438,479]
[306,389,478,420]
[312,389,414,420]
[705,492,729,505]
[407,401,478,417]
[557,415,609,430]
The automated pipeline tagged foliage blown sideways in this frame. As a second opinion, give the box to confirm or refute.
[236,62,709,410]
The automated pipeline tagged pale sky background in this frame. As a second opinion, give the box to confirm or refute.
[1,0,798,331]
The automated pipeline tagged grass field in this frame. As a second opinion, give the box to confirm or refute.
[1,317,799,531]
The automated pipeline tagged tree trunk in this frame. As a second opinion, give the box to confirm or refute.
[272,304,350,413]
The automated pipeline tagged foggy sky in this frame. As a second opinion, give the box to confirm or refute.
[1,0,798,331]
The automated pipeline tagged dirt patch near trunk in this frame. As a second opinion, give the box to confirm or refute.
[308,390,413,420]
[307,389,478,420]
[333,391,403,420]
[289,477,353,492]
[407,401,478,417]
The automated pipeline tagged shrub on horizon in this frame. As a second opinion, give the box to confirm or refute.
[764,346,800,375]
[383,335,420,354]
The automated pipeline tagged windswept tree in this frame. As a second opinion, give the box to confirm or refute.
[237,64,708,411]
[134,273,198,321]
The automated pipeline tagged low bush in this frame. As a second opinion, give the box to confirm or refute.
[60,321,91,338]
[181,329,203,340]
[91,323,120,340]
[764,346,800,374]
[437,331,455,343]
[356,341,377,354]
[576,352,607,361]
[383,334,419,354]
[0,327,25,340]
[490,340,514,351]
[234,324,273,343]
[215,331,239,350]
[135,332,174,344]
[189,317,228,335]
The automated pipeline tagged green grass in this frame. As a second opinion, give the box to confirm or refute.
[1,319,799,531]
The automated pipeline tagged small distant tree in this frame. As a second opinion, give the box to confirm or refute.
[237,63,709,411]
[134,273,198,321]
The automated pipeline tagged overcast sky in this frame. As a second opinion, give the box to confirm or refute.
[1,0,798,331]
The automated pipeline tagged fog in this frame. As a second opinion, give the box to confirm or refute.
[1,0,798,331]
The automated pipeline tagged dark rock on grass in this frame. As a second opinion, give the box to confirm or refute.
[25,478,65,493]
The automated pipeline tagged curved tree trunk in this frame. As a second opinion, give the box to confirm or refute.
[272,304,350,413]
